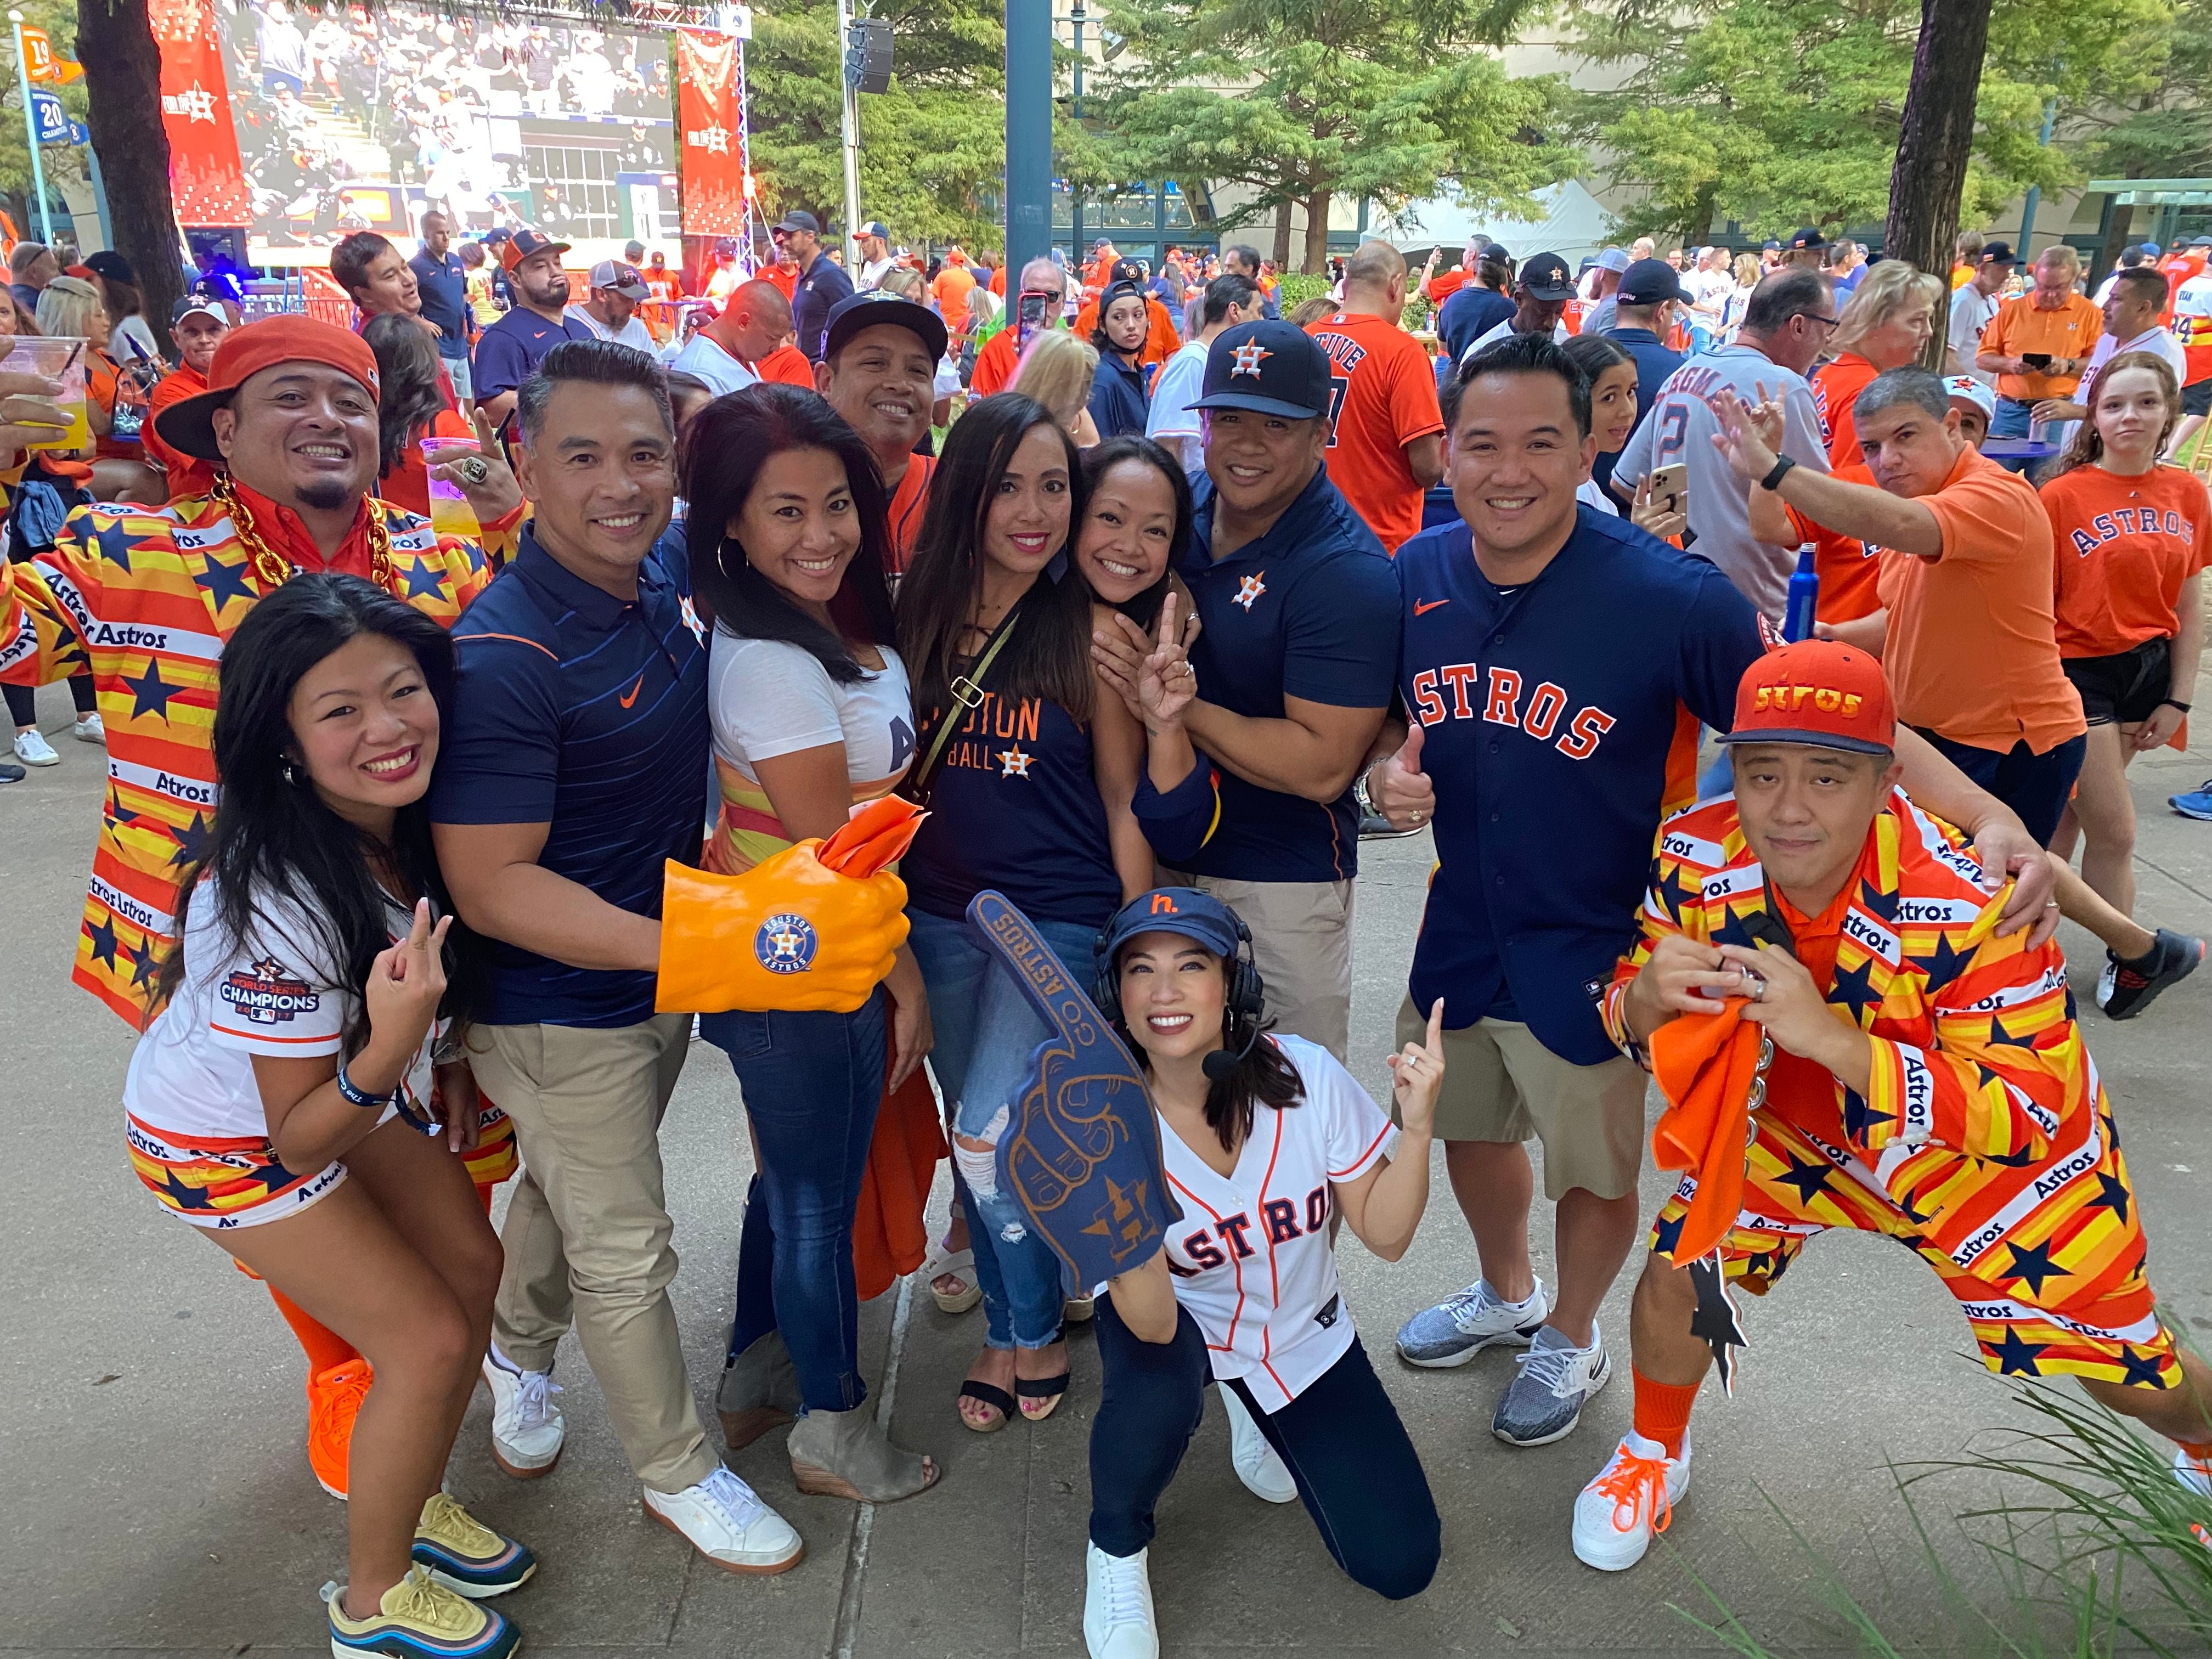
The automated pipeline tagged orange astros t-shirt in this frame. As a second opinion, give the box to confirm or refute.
[2040,464,2212,658]
[1784,461,1886,623]
[753,343,819,388]
[884,453,936,577]
[1813,352,1879,467]
[1305,309,1444,554]
[1877,445,2085,754]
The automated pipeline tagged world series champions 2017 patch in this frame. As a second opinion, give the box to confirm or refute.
[966,889,1178,1287]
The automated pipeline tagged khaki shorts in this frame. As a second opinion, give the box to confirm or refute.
[1395,998,1646,1201]
[1160,870,1353,1060]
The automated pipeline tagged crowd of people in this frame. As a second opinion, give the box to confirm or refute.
[2,201,2211,1659]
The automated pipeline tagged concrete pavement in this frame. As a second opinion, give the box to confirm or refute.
[5,675,2211,1657]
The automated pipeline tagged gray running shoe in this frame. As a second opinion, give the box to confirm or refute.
[1493,1322,1611,1447]
[1395,1277,1549,1368]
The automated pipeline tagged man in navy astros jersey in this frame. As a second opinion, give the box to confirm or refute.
[1365,333,2056,1450]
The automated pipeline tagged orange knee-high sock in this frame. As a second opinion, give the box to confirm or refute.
[1632,1369,1700,1460]
[268,1284,359,1375]
[2176,1437,2212,1462]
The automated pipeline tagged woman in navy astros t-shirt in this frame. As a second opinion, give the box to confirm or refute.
[897,394,1155,1430]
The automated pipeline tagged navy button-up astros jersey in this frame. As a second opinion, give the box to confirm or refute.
[1395,507,1769,1064]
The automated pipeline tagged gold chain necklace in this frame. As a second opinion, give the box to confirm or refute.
[214,473,395,593]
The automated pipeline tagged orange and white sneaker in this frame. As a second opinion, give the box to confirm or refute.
[308,1359,373,1500]
[1572,1431,1690,1571]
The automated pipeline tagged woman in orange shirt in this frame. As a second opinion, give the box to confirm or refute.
[364,313,473,519]
[2040,352,2209,933]
[1813,262,1942,465]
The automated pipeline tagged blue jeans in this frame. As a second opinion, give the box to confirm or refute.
[907,906,1099,1350]
[702,990,887,1413]
[1991,396,2035,439]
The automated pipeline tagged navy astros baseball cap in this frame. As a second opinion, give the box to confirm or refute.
[1978,240,2017,267]
[1519,251,1576,300]
[1618,258,1686,306]
[1099,888,1243,967]
[822,290,949,361]
[1787,227,1829,251]
[1188,320,1333,420]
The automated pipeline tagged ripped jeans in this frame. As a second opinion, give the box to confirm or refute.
[906,906,1096,1351]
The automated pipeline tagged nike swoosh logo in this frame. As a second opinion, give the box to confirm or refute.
[620,676,644,708]
[1413,599,1449,616]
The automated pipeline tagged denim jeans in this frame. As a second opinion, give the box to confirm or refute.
[907,906,1099,1350]
[1991,395,2035,439]
[701,989,887,1413]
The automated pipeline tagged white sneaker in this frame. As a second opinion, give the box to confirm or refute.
[1493,1322,1612,1447]
[73,711,104,744]
[642,1466,803,1575]
[13,728,59,766]
[1219,1385,1295,1504]
[1572,1431,1691,1571]
[2174,1445,2212,1499]
[481,1352,565,1478]
[1084,1541,1159,1658]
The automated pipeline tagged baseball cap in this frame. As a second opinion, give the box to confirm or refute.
[1519,252,1575,301]
[154,314,379,462]
[1098,888,1244,970]
[2194,236,2212,249]
[1762,239,1782,253]
[1787,227,1829,251]
[773,210,822,236]
[821,290,948,362]
[1718,640,1895,756]
[1188,320,1334,420]
[1618,257,1687,306]
[501,227,569,270]
[1943,374,1996,422]
[1477,242,1512,266]
[859,219,890,239]
[83,250,136,286]
[171,294,228,326]
[1594,247,1632,274]
[1092,237,1113,251]
[1109,257,1146,285]
[1978,240,2017,267]
[588,259,650,300]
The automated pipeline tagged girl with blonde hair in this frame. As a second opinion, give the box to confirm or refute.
[1010,327,1101,446]
[1815,260,1943,461]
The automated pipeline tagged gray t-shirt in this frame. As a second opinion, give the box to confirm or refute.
[1614,343,1830,619]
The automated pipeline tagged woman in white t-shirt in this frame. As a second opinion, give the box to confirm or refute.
[680,384,939,1510]
[126,574,529,1659]
[1079,887,1447,1659]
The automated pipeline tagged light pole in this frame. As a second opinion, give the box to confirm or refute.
[9,10,53,244]
[1069,1,1084,262]
[1005,0,1051,276]
[834,0,862,269]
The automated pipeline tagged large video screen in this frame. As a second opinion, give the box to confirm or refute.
[211,0,682,268]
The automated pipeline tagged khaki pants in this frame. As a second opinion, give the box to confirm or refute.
[1161,871,1354,1060]
[473,1013,715,1494]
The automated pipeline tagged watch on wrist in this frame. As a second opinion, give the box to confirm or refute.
[1353,762,1378,819]
[1758,454,1796,493]
[2162,698,2192,714]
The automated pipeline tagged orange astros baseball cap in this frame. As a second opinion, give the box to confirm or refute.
[1718,640,1895,755]
[153,314,380,462]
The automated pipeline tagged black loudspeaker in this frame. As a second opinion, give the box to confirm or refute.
[845,20,893,93]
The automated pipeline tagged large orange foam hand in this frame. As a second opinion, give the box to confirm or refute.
[655,799,924,1015]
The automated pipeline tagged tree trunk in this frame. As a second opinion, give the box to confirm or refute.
[1301,186,1330,274]
[78,0,182,352]
[1271,198,1293,269]
[1886,0,1994,370]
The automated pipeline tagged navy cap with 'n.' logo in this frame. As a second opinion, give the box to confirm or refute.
[1188,320,1334,421]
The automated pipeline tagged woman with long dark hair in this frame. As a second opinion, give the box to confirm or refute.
[1081,888,1445,1657]
[681,384,939,1506]
[363,312,473,518]
[1073,434,1189,625]
[128,574,529,1659]
[898,393,1152,1430]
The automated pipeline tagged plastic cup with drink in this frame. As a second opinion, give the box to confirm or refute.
[420,436,483,539]
[2,336,89,452]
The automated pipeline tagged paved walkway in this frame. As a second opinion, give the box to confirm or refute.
[7,680,2211,1657]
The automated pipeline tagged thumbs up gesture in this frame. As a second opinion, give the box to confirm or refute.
[1367,722,1435,832]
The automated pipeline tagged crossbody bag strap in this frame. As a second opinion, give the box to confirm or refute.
[909,606,1023,804]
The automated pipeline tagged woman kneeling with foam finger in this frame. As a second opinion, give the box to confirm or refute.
[1081,888,1445,1659]
[127,574,528,1659]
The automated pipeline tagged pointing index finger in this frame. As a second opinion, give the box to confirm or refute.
[1424,996,1445,1055]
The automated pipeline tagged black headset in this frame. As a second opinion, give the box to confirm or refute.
[1093,905,1266,1059]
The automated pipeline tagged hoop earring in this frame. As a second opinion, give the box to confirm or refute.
[281,760,301,787]
[719,536,748,575]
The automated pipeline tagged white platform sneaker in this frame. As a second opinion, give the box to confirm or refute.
[1084,1542,1159,1658]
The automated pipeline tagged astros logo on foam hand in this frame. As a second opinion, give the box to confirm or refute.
[754,913,819,974]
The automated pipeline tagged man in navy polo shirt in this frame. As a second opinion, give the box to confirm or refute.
[1368,333,2058,1451]
[471,228,595,433]
[410,209,474,402]
[774,209,856,362]
[1100,319,1399,1058]
[431,340,803,1576]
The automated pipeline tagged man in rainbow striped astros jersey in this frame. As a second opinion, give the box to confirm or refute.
[0,314,525,1497]
[1570,640,2212,1575]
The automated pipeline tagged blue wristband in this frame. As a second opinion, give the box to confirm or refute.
[335,1060,392,1110]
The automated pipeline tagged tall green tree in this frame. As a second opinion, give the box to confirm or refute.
[1091,0,1577,272]
[1564,0,2168,246]
[2066,0,2211,266]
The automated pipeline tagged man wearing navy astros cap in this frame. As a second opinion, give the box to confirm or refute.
[1095,319,1398,1060]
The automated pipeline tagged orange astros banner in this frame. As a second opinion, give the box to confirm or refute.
[150,0,252,227]
[675,29,747,238]
[19,26,84,84]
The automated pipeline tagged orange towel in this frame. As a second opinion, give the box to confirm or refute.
[852,1059,947,1300]
[1647,997,1762,1264]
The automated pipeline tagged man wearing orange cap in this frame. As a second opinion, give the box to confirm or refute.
[0,313,527,1496]
[1571,640,2212,1574]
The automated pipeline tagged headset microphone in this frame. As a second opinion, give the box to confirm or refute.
[1201,1018,1261,1083]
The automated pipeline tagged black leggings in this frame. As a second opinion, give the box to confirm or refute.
[5,674,96,727]
[1088,1296,1440,1600]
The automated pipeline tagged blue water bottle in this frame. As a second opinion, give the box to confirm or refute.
[1782,543,1819,642]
